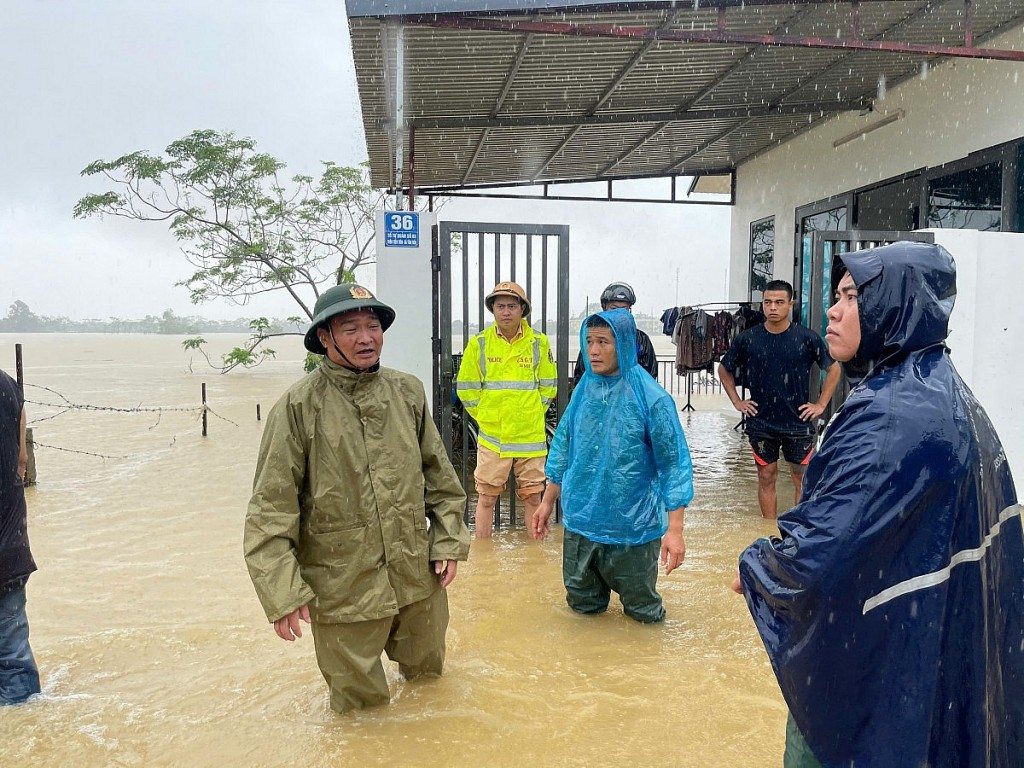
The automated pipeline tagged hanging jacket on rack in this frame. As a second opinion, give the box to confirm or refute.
[659,307,679,337]
[674,310,715,373]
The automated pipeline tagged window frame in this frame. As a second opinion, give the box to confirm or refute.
[748,215,775,303]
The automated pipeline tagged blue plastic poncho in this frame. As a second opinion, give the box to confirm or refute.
[545,308,693,545]
[739,242,1024,766]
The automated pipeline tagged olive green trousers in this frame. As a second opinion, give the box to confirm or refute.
[311,588,449,713]
[784,712,824,768]
[562,529,665,623]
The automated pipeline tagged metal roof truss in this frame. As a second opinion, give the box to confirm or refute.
[346,0,1024,198]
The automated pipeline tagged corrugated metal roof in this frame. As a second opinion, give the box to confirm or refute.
[346,0,1024,190]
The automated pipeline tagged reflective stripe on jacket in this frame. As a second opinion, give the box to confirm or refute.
[455,321,557,458]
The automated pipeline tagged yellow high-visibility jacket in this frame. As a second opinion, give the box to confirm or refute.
[456,321,558,457]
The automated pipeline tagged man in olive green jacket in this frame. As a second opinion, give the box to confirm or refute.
[244,284,470,714]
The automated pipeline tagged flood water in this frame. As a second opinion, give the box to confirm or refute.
[1,333,786,767]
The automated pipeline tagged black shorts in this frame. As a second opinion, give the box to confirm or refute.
[748,430,816,467]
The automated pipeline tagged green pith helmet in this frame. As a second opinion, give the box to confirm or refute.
[304,283,396,355]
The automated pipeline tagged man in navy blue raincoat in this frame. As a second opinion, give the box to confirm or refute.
[533,309,693,623]
[735,241,1024,766]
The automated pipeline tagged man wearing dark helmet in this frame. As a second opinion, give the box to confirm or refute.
[244,283,470,714]
[570,282,658,391]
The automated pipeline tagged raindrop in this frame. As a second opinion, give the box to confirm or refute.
[920,61,929,81]
[877,74,887,101]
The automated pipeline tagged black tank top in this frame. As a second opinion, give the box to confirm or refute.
[0,370,35,591]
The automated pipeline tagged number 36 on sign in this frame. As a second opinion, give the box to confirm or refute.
[384,212,419,248]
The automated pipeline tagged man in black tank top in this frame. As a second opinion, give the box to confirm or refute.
[718,280,841,519]
[0,368,40,704]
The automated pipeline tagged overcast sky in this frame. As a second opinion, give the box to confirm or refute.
[1,0,731,322]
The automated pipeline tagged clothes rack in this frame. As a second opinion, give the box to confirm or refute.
[670,302,747,413]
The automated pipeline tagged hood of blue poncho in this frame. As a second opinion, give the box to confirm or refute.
[580,307,637,378]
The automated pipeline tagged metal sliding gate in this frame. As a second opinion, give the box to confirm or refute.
[808,230,936,416]
[432,221,570,527]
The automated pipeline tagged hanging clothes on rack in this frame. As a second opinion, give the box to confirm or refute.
[663,300,745,412]
[674,308,716,374]
[734,303,765,333]
[711,310,734,358]
[659,306,680,337]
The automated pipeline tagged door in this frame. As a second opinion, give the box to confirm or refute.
[432,221,571,525]
[807,230,936,418]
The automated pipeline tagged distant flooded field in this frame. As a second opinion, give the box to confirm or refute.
[1,333,785,767]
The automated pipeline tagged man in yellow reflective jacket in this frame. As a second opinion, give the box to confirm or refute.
[456,281,558,538]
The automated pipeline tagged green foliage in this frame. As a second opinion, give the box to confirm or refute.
[222,346,275,368]
[72,128,439,372]
[304,353,323,373]
[74,129,384,316]
[181,333,285,374]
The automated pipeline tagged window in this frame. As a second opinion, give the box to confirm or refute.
[799,206,847,327]
[855,176,920,231]
[1016,144,1024,233]
[749,216,774,302]
[927,161,1002,231]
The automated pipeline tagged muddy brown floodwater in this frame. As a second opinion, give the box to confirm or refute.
[1,333,786,767]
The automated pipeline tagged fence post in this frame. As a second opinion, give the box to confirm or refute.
[24,427,37,485]
[15,344,37,484]
[202,383,208,437]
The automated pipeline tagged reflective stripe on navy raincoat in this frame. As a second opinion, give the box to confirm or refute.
[455,321,557,457]
[546,308,693,545]
[738,241,1024,767]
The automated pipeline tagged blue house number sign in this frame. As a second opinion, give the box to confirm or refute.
[384,211,419,248]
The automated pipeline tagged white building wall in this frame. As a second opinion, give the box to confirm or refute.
[933,229,1024,485]
[729,25,1024,299]
[728,27,1024,485]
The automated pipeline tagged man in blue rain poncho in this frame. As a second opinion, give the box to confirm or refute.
[734,242,1024,767]
[532,309,693,623]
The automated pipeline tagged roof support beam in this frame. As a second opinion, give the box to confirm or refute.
[600,121,669,176]
[600,3,817,175]
[494,33,534,117]
[390,102,862,130]
[462,129,490,186]
[531,126,583,181]
[658,0,951,174]
[408,15,1024,62]
[663,119,754,175]
[462,27,535,185]
[530,9,677,180]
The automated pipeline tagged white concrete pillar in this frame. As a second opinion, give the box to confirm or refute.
[375,211,438,408]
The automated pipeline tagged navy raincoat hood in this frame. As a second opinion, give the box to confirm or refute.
[842,240,957,378]
[545,309,693,545]
[739,242,1023,766]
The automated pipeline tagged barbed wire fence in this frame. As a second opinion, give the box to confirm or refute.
[24,382,239,461]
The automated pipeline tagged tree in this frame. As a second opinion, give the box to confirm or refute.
[2,301,43,332]
[73,129,405,371]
